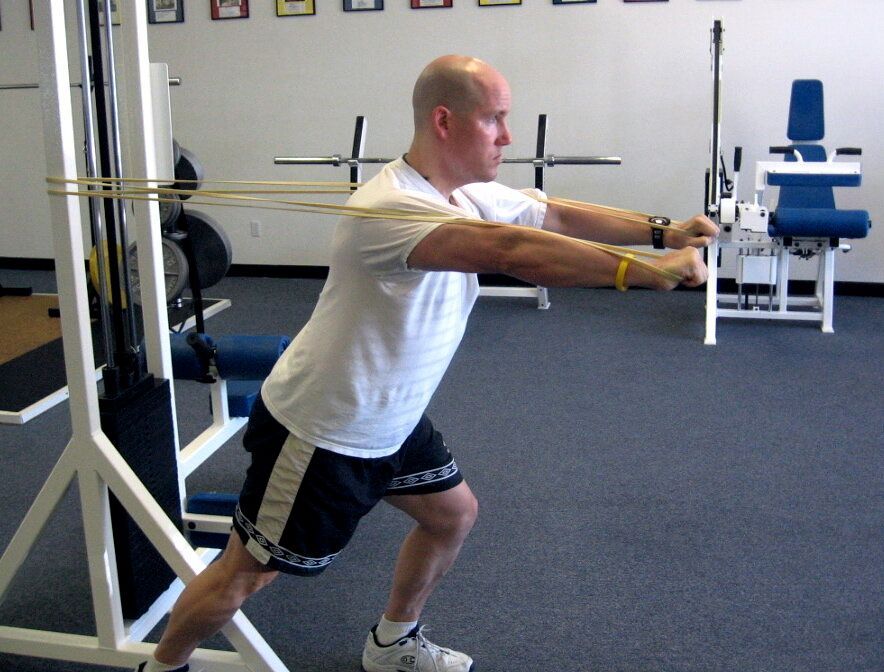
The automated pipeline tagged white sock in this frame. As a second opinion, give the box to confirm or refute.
[142,659,188,672]
[375,614,418,646]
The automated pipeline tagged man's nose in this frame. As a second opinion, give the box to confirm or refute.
[497,121,512,146]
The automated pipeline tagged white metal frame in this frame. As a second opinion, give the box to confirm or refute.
[479,284,550,309]
[704,159,859,345]
[0,2,289,670]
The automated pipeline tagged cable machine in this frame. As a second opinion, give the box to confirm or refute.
[0,2,288,670]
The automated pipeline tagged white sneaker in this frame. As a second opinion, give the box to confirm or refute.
[362,624,474,672]
[134,662,191,672]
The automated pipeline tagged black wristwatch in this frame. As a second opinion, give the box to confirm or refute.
[650,216,670,249]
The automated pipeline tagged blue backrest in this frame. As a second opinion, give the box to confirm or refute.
[788,80,825,142]
[778,79,834,210]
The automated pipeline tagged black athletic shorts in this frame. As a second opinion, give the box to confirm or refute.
[233,394,463,575]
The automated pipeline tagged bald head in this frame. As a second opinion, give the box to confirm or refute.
[411,55,502,132]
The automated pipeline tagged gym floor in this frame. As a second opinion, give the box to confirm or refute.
[0,269,882,672]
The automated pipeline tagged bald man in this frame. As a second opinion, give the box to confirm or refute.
[135,55,716,672]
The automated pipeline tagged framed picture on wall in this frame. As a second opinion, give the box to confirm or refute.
[98,1,122,26]
[277,0,315,16]
[211,0,249,20]
[624,0,668,3]
[552,0,597,5]
[148,0,184,24]
[478,0,520,5]
[344,0,383,10]
[411,1,453,9]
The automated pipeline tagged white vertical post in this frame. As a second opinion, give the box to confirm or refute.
[36,0,103,442]
[776,244,790,313]
[821,247,835,333]
[118,0,178,396]
[704,239,719,345]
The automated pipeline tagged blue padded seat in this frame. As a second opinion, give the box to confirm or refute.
[226,379,261,418]
[186,492,238,517]
[770,207,870,238]
[169,332,290,382]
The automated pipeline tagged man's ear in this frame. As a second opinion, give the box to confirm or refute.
[431,105,452,139]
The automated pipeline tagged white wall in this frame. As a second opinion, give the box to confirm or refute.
[2,0,882,282]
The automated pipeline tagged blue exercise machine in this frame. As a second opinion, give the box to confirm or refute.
[704,22,871,344]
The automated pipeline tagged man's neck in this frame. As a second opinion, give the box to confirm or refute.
[403,144,457,201]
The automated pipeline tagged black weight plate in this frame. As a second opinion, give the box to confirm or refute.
[173,146,204,199]
[159,192,183,229]
[127,240,190,305]
[180,210,232,290]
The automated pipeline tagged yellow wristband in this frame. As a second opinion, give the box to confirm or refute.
[615,254,635,292]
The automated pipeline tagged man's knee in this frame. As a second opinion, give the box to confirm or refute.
[214,534,279,596]
[424,486,479,539]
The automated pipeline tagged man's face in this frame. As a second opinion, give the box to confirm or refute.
[447,73,513,184]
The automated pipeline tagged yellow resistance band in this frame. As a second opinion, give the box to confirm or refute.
[615,254,635,292]
[534,194,689,236]
[46,177,683,285]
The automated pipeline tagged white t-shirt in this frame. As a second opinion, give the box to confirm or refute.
[261,157,547,457]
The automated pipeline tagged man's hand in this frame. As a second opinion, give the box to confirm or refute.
[664,214,719,249]
[649,247,709,290]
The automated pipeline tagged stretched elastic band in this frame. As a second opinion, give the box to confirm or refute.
[615,254,635,292]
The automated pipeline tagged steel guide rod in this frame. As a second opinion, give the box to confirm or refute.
[704,18,725,345]
[706,19,724,217]
[101,0,141,355]
[75,0,115,367]
[87,0,130,375]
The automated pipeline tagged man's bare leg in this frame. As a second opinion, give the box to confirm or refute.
[382,480,478,622]
[153,534,279,666]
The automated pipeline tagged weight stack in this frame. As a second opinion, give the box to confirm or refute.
[99,376,181,620]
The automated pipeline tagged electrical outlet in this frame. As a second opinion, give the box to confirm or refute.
[250,220,261,237]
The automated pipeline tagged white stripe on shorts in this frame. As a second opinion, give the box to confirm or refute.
[246,433,316,564]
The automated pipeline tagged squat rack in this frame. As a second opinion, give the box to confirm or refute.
[275,115,621,309]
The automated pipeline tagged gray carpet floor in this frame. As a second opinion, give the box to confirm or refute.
[0,270,881,671]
